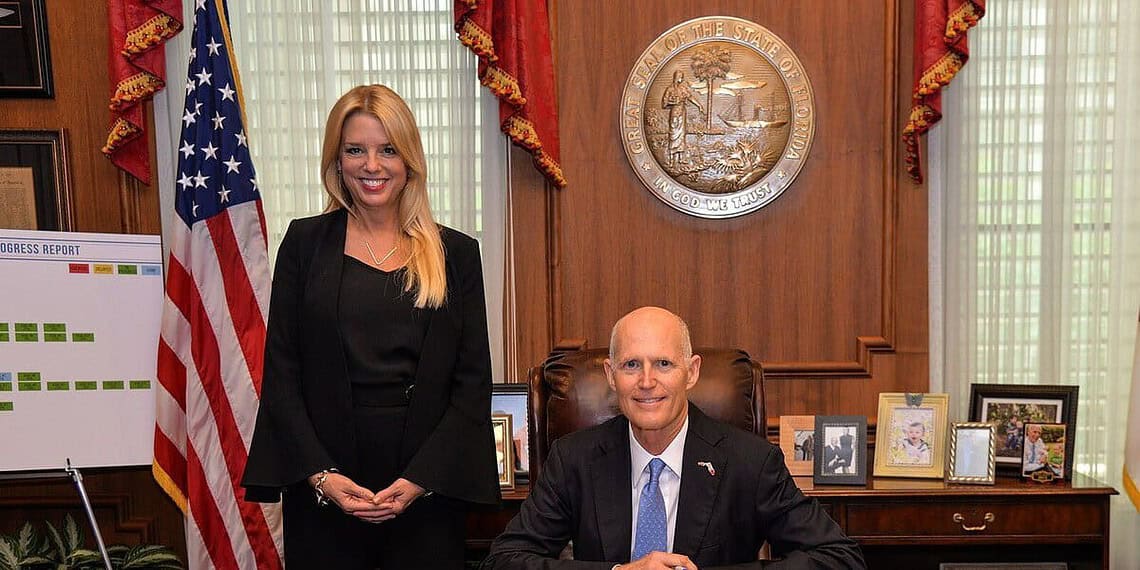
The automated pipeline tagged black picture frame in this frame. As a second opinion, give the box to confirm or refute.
[491,383,530,484]
[813,415,867,486]
[0,129,71,230]
[968,384,1078,475]
[0,0,54,98]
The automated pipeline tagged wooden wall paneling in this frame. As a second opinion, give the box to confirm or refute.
[0,1,160,234]
[0,0,178,558]
[0,468,186,558]
[510,146,556,381]
[889,0,931,398]
[509,0,927,423]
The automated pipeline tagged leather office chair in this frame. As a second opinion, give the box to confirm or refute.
[527,346,766,479]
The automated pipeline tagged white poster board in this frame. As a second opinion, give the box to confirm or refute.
[0,229,163,472]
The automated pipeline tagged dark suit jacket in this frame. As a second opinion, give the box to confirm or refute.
[484,405,864,569]
[241,209,500,506]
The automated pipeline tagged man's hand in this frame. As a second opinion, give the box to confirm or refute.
[369,477,427,522]
[308,472,389,522]
[617,551,699,570]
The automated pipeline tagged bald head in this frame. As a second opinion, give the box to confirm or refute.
[608,306,693,362]
[604,306,700,454]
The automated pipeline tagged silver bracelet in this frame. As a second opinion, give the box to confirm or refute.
[312,468,339,507]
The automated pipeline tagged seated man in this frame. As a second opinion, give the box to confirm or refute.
[483,307,864,569]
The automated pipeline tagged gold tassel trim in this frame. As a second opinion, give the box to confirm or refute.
[503,115,567,188]
[110,72,165,111]
[945,1,984,43]
[480,65,526,107]
[123,13,183,57]
[101,117,142,156]
[913,51,966,99]
[456,19,497,61]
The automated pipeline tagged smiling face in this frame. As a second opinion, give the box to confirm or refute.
[338,112,408,215]
[905,423,925,444]
[604,307,700,455]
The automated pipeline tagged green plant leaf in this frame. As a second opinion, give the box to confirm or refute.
[63,514,83,553]
[16,521,38,557]
[119,544,183,569]
[70,548,105,570]
[43,519,66,562]
[0,535,20,570]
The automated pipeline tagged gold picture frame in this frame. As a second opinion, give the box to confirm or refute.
[492,413,515,490]
[947,422,996,484]
[778,415,815,476]
[872,393,949,479]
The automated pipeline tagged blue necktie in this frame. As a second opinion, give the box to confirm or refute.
[633,457,668,560]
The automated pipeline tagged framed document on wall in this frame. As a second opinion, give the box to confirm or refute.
[0,0,54,97]
[0,130,71,230]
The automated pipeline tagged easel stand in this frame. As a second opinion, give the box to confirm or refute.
[0,459,114,570]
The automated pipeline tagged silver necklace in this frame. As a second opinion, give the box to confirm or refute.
[362,240,399,267]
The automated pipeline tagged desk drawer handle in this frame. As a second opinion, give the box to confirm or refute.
[953,512,995,531]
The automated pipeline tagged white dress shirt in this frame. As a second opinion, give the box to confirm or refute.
[628,416,689,559]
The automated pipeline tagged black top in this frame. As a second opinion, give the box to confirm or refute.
[242,209,501,506]
[340,256,427,405]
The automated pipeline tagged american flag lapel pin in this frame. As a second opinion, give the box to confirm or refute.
[697,461,716,476]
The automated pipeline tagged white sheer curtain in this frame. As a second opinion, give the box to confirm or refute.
[157,0,510,380]
[930,0,1140,565]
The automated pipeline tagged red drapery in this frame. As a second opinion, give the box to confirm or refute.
[103,0,183,185]
[455,0,567,188]
[903,0,985,184]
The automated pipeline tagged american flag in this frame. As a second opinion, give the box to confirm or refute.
[153,0,283,567]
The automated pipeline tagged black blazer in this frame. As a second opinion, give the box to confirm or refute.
[241,209,500,506]
[484,405,864,569]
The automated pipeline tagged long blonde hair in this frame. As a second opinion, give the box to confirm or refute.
[320,85,446,308]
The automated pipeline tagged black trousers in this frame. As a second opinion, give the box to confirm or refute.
[280,402,467,569]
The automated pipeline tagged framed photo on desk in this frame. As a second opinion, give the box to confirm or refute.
[873,392,949,479]
[492,413,515,490]
[491,383,530,484]
[813,415,866,485]
[968,384,1078,474]
[778,415,815,476]
[946,422,996,484]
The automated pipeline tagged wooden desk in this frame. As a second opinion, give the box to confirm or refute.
[467,475,1117,569]
[799,474,1116,569]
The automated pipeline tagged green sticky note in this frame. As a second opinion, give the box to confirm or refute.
[17,372,40,382]
[14,323,37,332]
[0,383,11,392]
[102,381,124,390]
[72,333,95,342]
[117,265,138,275]
[43,323,66,332]
[0,334,8,342]
[44,333,67,342]
[18,382,41,391]
[47,382,69,391]
[74,381,98,391]
[0,323,8,331]
[0,402,12,412]
[129,380,152,390]
[15,333,38,342]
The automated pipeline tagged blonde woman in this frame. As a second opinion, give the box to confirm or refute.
[243,84,500,568]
